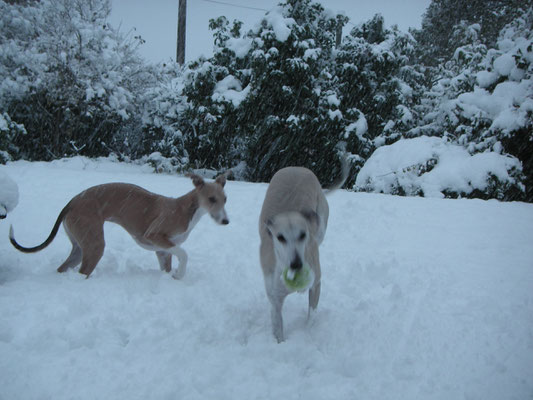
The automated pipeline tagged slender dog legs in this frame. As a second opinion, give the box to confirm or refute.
[156,251,172,273]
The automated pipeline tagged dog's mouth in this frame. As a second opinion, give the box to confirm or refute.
[210,211,229,225]
[286,268,296,280]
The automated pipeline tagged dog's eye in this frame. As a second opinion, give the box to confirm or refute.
[277,234,286,244]
[208,197,217,204]
[299,232,306,241]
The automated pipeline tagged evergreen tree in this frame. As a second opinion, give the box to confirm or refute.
[336,15,425,156]
[414,0,526,66]
[181,0,349,184]
[178,2,422,186]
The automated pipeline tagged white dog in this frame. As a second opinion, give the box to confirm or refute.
[259,162,347,342]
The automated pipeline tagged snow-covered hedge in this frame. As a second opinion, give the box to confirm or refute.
[0,0,154,160]
[411,8,532,201]
[355,136,523,200]
[0,170,19,218]
[0,113,26,163]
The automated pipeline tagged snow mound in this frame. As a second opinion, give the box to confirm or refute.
[1,158,532,400]
[0,169,19,217]
[211,75,251,107]
[355,136,522,199]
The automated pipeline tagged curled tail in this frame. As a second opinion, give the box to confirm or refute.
[9,203,70,253]
[324,153,350,195]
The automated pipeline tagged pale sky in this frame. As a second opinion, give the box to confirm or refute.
[109,0,431,64]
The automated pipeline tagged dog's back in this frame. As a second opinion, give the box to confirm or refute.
[259,167,329,235]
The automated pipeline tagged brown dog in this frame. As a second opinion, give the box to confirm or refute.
[9,173,230,278]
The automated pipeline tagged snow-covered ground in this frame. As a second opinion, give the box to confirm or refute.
[1,158,532,400]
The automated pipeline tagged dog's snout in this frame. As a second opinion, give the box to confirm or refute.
[221,218,229,225]
[290,256,302,270]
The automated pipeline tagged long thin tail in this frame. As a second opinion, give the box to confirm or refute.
[324,153,350,195]
[9,203,70,253]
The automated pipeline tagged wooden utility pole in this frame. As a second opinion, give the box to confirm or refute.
[177,0,187,65]
[336,19,343,48]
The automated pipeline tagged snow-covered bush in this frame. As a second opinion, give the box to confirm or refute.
[0,113,26,163]
[412,7,532,201]
[414,0,525,66]
[355,136,524,200]
[0,0,154,160]
[0,170,19,218]
[335,15,425,161]
[175,1,423,186]
[179,0,349,184]
[138,63,189,171]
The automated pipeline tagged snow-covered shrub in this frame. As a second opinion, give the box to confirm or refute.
[335,15,425,159]
[137,63,189,170]
[175,1,354,183]
[0,0,153,160]
[0,170,19,218]
[0,113,26,163]
[177,1,423,186]
[355,136,523,200]
[414,0,525,66]
[412,7,532,201]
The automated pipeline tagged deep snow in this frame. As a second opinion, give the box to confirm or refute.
[1,158,532,400]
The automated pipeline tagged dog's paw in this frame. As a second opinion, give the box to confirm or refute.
[171,268,186,280]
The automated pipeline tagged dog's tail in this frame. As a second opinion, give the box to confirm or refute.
[324,153,350,195]
[9,203,70,253]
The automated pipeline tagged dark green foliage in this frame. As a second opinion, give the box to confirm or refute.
[413,0,526,65]
[7,90,122,160]
[0,113,25,163]
[0,0,153,161]
[179,1,421,187]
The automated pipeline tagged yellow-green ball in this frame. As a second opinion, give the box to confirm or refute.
[282,264,314,291]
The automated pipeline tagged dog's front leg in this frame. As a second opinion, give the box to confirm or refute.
[306,241,322,316]
[168,246,188,279]
[144,229,187,278]
[267,276,287,343]
[156,251,172,273]
[270,299,284,343]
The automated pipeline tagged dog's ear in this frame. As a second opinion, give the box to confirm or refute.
[300,209,319,233]
[264,218,273,237]
[186,173,205,188]
[215,170,232,187]
[215,175,226,187]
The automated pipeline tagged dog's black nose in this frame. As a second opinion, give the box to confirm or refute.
[290,256,302,270]
[221,219,229,225]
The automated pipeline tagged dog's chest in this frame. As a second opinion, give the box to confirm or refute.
[169,207,206,244]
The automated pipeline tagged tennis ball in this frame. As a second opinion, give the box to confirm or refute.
[282,263,314,292]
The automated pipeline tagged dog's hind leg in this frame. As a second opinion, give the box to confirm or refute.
[57,228,82,273]
[78,239,105,278]
[57,243,82,273]
[70,218,105,278]
[156,251,172,273]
